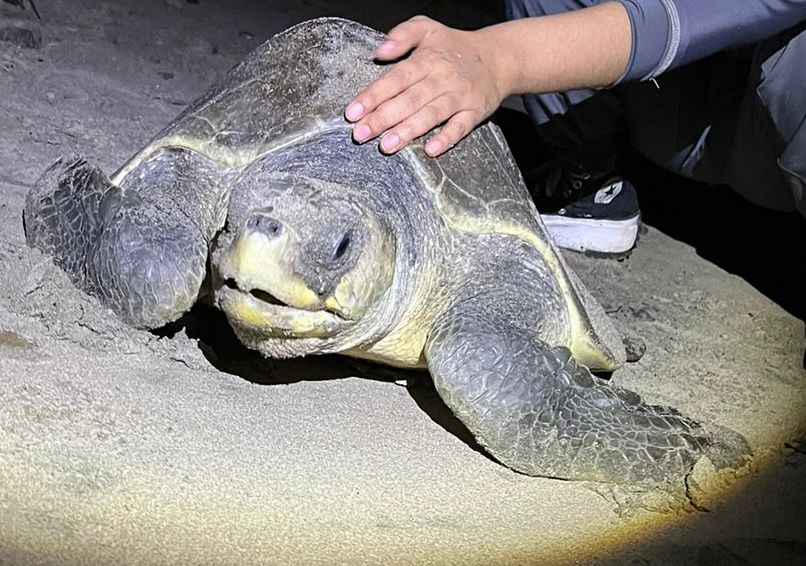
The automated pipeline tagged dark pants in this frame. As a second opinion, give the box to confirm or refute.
[504,0,806,216]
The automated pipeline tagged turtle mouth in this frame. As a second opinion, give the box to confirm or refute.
[224,278,288,308]
[217,278,347,339]
[250,288,286,306]
[222,278,345,319]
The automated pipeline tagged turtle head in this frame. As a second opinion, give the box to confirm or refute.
[213,173,398,358]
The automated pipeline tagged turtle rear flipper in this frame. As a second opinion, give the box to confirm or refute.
[425,294,751,487]
[24,157,208,328]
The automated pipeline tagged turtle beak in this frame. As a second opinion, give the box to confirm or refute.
[212,222,349,339]
[218,218,322,311]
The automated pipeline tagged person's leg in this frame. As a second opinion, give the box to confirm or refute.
[504,0,626,158]
[622,21,806,219]
[617,51,741,222]
[504,0,640,256]
[729,23,806,217]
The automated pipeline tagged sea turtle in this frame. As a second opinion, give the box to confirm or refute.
[23,17,748,486]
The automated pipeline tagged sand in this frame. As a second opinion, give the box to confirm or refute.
[1,1,805,564]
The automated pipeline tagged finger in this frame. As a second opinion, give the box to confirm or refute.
[424,111,479,157]
[378,93,459,154]
[374,15,435,61]
[356,79,444,144]
[346,61,429,132]
[346,16,441,124]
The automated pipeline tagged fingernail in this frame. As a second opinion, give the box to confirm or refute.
[381,133,400,152]
[376,40,396,53]
[345,102,364,122]
[425,138,443,156]
[353,124,371,142]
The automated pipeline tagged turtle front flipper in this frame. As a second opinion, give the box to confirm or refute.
[425,299,751,486]
[24,156,210,328]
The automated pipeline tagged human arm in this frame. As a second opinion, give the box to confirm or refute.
[345,2,631,157]
[620,0,806,80]
[346,0,806,157]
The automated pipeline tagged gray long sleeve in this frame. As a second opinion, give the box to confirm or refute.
[616,0,806,81]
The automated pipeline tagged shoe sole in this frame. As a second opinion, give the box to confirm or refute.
[541,213,641,255]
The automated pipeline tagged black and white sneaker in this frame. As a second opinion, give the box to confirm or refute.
[527,159,641,256]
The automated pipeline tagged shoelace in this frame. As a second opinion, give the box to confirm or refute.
[531,161,594,199]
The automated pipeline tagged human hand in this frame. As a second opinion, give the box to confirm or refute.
[344,16,510,157]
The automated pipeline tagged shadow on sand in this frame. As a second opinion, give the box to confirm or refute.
[157,303,494,461]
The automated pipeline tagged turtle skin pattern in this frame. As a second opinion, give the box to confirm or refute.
[425,257,751,486]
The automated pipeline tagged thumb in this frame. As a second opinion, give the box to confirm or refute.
[374,16,434,60]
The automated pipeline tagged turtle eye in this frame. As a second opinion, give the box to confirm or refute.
[328,231,353,264]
